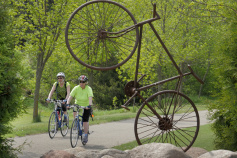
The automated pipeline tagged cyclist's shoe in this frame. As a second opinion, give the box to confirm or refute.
[82,134,85,141]
[82,134,88,144]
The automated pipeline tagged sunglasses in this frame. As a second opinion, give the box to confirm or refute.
[57,77,63,79]
[80,81,86,83]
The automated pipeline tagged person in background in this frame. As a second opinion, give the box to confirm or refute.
[66,75,93,144]
[46,72,70,122]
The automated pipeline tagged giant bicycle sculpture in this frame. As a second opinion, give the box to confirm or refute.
[65,0,204,152]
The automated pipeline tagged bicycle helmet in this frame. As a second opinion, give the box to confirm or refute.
[78,75,88,82]
[56,72,65,78]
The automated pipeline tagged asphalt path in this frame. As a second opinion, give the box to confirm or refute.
[13,110,211,158]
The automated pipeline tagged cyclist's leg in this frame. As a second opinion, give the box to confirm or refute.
[82,109,90,133]
[62,104,68,122]
[82,109,90,143]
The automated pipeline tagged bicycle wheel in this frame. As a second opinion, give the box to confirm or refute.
[48,112,57,139]
[134,90,200,152]
[65,0,139,70]
[70,118,79,148]
[61,112,69,137]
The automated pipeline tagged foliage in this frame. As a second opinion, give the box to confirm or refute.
[93,70,127,109]
[208,1,237,151]
[11,0,87,121]
[8,0,235,125]
[0,0,25,157]
[116,0,211,98]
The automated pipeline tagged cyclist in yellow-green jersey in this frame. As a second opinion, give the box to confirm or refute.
[67,75,93,144]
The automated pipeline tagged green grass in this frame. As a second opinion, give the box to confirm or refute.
[192,124,215,151]
[113,124,215,151]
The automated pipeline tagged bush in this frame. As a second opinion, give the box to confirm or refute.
[209,12,237,151]
[0,1,25,157]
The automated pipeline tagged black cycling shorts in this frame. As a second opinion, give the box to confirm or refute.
[82,109,90,122]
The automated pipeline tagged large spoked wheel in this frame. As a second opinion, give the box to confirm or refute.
[134,90,200,152]
[48,112,57,139]
[70,118,79,148]
[61,112,69,137]
[65,0,139,70]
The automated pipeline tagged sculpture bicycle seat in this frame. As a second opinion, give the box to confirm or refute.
[65,0,204,152]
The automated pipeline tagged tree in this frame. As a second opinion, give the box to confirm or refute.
[208,1,237,150]
[0,0,25,157]
[116,0,210,97]
[12,0,82,122]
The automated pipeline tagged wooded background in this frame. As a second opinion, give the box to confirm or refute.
[1,0,237,153]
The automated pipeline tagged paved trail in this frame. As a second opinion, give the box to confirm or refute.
[13,110,211,158]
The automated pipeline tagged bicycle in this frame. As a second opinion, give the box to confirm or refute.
[65,0,204,152]
[69,104,87,148]
[47,99,69,139]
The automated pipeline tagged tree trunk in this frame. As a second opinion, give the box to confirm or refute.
[33,53,44,122]
[199,51,210,97]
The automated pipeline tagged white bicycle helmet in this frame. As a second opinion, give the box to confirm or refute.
[56,72,65,78]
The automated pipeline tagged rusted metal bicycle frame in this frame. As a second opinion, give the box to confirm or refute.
[102,4,204,120]
[65,0,204,151]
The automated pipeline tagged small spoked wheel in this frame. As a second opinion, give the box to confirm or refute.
[70,118,79,148]
[48,112,57,139]
[65,0,139,70]
[61,112,69,137]
[134,90,200,152]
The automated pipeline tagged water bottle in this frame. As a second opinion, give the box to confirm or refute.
[57,111,61,120]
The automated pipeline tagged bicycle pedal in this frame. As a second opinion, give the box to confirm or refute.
[88,131,94,135]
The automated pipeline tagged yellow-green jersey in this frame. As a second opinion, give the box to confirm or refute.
[70,85,93,106]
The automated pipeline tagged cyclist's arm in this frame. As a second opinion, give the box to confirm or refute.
[85,96,93,109]
[65,84,70,100]
[89,96,93,106]
[47,84,56,101]
[66,95,73,105]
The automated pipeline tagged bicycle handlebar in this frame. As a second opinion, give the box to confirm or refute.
[46,99,64,103]
[68,104,86,109]
[152,3,161,19]
[187,64,204,84]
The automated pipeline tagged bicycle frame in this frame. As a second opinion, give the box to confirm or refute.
[75,110,84,136]
[104,3,204,119]
[70,105,87,147]
[50,100,63,127]
[48,99,70,139]
[65,0,202,151]
[55,107,63,128]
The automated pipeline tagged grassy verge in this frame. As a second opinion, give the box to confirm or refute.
[113,124,215,151]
